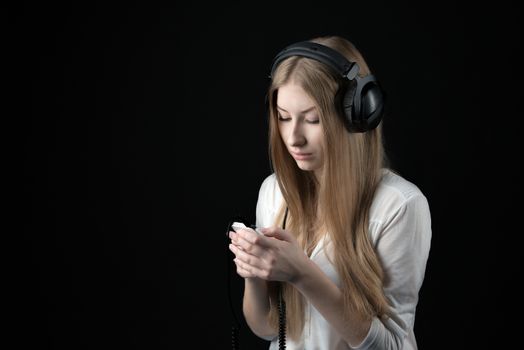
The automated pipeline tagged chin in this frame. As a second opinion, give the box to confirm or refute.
[296,161,320,172]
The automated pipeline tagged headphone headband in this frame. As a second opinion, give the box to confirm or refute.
[269,41,359,80]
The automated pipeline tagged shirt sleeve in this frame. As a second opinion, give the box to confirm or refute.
[255,174,280,229]
[351,193,432,350]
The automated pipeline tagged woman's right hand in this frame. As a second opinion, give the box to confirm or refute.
[228,226,308,283]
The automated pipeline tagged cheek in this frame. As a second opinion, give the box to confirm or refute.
[278,124,289,142]
[311,131,325,150]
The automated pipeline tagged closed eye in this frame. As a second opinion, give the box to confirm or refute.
[278,115,319,124]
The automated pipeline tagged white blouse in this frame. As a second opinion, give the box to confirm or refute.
[254,169,432,350]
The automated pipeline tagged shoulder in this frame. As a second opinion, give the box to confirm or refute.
[370,168,430,225]
[258,172,278,197]
[255,173,284,227]
[257,173,284,210]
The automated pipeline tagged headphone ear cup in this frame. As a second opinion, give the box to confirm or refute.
[359,82,385,131]
[344,77,385,132]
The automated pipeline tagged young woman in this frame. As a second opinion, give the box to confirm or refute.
[228,35,431,350]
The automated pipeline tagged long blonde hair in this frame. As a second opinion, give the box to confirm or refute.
[266,36,391,340]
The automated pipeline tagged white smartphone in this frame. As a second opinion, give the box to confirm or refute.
[231,222,263,235]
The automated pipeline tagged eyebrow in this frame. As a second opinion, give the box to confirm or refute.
[276,105,317,114]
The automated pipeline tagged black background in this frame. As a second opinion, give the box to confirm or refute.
[12,1,522,349]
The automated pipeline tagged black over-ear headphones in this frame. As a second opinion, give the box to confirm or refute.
[269,41,385,133]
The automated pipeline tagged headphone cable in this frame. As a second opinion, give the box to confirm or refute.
[278,207,289,349]
[226,219,241,350]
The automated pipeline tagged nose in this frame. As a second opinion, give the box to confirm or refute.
[287,120,306,147]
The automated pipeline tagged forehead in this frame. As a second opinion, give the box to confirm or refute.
[276,82,316,112]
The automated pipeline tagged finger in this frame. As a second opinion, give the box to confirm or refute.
[229,243,244,255]
[234,257,268,280]
[234,259,257,278]
[234,228,276,248]
[259,226,295,243]
[230,231,266,256]
[229,244,266,270]
[230,233,278,270]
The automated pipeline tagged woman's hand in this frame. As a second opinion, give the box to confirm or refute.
[228,226,308,283]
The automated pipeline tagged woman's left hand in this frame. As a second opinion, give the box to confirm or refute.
[229,226,308,282]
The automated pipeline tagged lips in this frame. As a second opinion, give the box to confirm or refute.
[291,152,313,160]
